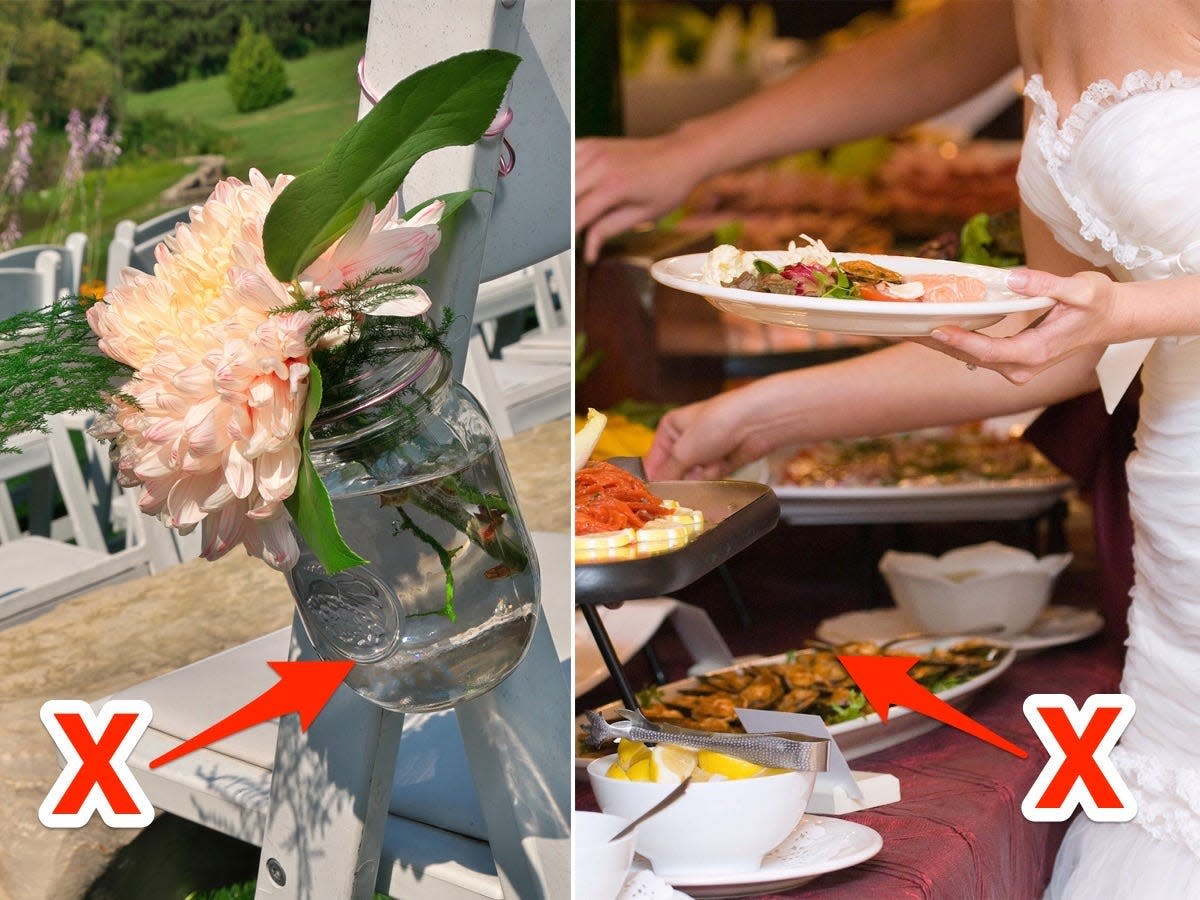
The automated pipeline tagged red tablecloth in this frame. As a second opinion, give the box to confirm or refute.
[577,637,1123,899]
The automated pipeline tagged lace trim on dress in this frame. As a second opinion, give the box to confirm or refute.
[1113,745,1200,856]
[1026,71,1200,270]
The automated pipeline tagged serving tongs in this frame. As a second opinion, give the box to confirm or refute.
[583,708,829,773]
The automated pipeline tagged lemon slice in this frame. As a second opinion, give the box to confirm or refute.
[625,757,653,782]
[574,528,635,552]
[617,739,650,770]
[637,539,686,557]
[575,544,639,563]
[636,519,691,544]
[649,744,698,784]
[663,506,705,528]
[605,763,630,780]
[661,499,679,510]
[696,749,766,780]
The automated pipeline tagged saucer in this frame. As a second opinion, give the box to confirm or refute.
[653,814,883,898]
[816,605,1105,655]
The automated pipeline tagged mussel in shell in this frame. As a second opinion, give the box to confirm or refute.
[840,260,904,284]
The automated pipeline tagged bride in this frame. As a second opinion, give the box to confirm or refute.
[578,1,1200,897]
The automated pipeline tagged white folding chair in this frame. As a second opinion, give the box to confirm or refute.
[461,257,572,437]
[105,205,192,289]
[0,416,184,627]
[0,250,59,318]
[462,332,571,438]
[0,236,86,299]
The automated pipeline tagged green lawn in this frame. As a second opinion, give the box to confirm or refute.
[125,42,365,179]
[17,43,364,282]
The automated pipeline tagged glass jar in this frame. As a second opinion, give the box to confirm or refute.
[285,336,540,712]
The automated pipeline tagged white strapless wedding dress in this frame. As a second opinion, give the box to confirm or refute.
[1019,71,1200,898]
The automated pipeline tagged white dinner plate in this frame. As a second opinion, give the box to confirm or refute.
[575,598,678,697]
[578,636,1015,766]
[816,605,1105,656]
[654,814,883,898]
[650,252,1054,336]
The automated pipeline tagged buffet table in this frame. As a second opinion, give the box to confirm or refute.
[576,501,1123,898]
[577,637,1121,898]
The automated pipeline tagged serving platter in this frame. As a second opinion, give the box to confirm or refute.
[577,636,1015,766]
[770,476,1073,525]
[575,478,779,606]
[817,605,1105,656]
[650,252,1054,336]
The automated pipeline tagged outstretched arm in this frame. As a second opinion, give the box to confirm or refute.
[644,339,1099,481]
[577,0,1019,261]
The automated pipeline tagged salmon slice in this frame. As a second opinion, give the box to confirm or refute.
[911,273,988,303]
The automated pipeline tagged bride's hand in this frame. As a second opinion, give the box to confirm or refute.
[919,268,1126,384]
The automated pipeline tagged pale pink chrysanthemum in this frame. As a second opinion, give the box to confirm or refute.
[88,170,314,570]
[301,194,443,317]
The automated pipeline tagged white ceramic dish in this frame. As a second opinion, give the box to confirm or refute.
[578,637,1015,766]
[575,599,678,697]
[650,252,1054,337]
[879,542,1072,637]
[588,754,817,878]
[651,814,883,898]
[575,810,638,900]
[816,605,1105,656]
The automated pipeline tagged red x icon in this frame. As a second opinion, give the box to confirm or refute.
[1022,693,1137,823]
[39,699,154,829]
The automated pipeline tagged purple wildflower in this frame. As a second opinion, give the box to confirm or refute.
[64,108,87,185]
[5,117,37,196]
[0,214,22,251]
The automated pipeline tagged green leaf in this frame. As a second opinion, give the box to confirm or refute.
[752,258,779,274]
[263,49,521,281]
[404,189,481,223]
[285,363,368,574]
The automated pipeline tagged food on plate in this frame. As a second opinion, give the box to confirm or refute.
[781,423,1061,488]
[575,460,670,534]
[603,739,789,783]
[703,235,988,303]
[574,459,707,559]
[627,639,1006,735]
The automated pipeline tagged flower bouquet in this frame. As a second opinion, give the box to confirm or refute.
[0,50,541,711]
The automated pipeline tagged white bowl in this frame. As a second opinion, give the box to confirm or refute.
[574,810,636,900]
[587,754,815,877]
[879,541,1072,637]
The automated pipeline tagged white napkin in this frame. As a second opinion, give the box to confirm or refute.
[1096,339,1155,413]
[618,865,688,900]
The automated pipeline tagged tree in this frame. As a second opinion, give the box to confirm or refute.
[226,19,292,114]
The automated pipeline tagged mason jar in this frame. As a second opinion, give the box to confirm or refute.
[285,335,540,712]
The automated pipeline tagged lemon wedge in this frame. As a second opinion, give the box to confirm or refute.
[649,744,698,783]
[617,739,650,770]
[696,749,766,780]
[625,757,653,782]
[605,763,630,780]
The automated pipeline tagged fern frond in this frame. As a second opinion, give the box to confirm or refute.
[0,297,135,452]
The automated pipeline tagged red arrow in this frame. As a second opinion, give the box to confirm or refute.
[149,660,354,769]
[838,655,1027,759]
